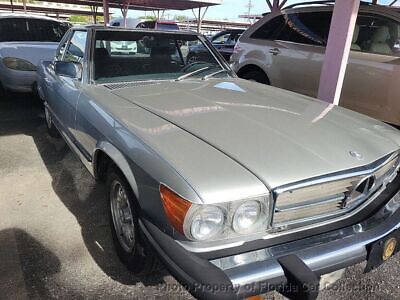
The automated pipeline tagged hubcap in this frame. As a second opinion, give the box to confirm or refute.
[110,180,135,252]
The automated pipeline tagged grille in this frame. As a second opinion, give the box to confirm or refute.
[103,81,160,90]
[273,153,400,230]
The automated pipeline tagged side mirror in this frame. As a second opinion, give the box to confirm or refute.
[54,61,82,80]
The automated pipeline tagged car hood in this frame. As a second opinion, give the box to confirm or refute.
[110,78,400,189]
[0,42,58,66]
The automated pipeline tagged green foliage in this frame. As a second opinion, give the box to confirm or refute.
[68,15,104,24]
[138,15,157,21]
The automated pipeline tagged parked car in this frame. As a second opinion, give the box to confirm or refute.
[110,17,180,30]
[0,14,70,93]
[38,25,400,300]
[187,29,245,62]
[231,2,400,126]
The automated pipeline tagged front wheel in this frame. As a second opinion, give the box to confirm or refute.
[107,166,156,275]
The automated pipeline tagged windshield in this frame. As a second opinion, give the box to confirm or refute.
[0,18,70,42]
[93,30,231,83]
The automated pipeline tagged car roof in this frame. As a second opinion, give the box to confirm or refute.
[280,2,400,15]
[0,13,68,23]
[72,24,197,35]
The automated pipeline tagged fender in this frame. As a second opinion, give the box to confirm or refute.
[94,141,139,199]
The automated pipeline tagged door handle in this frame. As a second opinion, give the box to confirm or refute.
[269,48,281,55]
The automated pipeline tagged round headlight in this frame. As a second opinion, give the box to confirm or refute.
[189,206,224,241]
[232,200,261,233]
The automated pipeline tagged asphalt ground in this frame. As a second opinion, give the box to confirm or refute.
[0,92,399,300]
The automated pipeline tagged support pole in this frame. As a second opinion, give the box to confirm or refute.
[272,0,280,12]
[10,0,13,13]
[103,0,110,26]
[22,0,26,13]
[197,7,201,32]
[317,0,360,105]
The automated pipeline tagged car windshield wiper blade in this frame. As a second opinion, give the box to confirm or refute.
[202,69,228,81]
[175,66,212,81]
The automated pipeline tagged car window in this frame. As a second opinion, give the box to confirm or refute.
[55,35,69,61]
[212,33,231,44]
[355,13,400,56]
[0,18,70,42]
[93,31,229,83]
[251,15,286,40]
[64,31,87,63]
[276,12,332,45]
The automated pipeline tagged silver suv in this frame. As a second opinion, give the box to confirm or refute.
[231,2,400,126]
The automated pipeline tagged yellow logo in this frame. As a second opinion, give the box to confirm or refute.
[382,238,397,261]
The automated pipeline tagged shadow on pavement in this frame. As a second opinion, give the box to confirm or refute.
[0,93,166,288]
[0,228,61,299]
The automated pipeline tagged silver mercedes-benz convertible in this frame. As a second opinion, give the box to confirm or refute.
[37,26,400,300]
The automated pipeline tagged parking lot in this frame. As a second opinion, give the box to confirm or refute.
[1,93,400,300]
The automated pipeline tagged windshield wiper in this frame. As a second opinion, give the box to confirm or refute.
[175,66,212,81]
[202,69,228,81]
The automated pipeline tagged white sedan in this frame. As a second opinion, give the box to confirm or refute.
[0,13,69,93]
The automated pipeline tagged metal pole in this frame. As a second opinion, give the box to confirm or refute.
[272,0,280,12]
[22,0,26,13]
[10,0,13,13]
[197,7,201,33]
[103,0,110,26]
[317,0,361,104]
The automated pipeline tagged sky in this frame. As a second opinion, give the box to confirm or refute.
[112,0,398,21]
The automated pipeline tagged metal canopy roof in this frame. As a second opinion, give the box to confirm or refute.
[41,0,223,10]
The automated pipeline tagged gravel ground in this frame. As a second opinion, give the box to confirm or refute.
[0,93,399,300]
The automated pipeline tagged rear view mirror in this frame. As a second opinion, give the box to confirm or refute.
[54,61,82,80]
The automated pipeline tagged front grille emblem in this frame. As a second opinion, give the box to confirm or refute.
[341,175,375,209]
[349,150,363,160]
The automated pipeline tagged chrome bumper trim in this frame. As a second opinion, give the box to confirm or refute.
[212,190,400,287]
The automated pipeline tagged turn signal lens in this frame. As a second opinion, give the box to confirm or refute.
[160,185,192,234]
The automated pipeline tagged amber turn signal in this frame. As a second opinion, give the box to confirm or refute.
[160,184,192,234]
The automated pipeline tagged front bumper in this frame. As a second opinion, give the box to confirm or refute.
[140,181,400,300]
[0,65,36,93]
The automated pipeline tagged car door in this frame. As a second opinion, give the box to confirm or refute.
[341,12,400,125]
[50,30,88,138]
[268,11,332,96]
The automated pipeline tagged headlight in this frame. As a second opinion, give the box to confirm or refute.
[3,57,36,71]
[189,206,224,241]
[232,200,262,233]
[160,184,271,242]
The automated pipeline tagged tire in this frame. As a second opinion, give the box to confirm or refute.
[107,166,157,275]
[44,105,60,138]
[241,70,269,85]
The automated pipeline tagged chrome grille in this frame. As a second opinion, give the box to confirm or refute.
[273,153,400,230]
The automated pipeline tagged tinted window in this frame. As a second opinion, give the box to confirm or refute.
[276,12,332,45]
[251,16,285,40]
[64,31,87,63]
[0,18,70,42]
[355,13,400,56]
